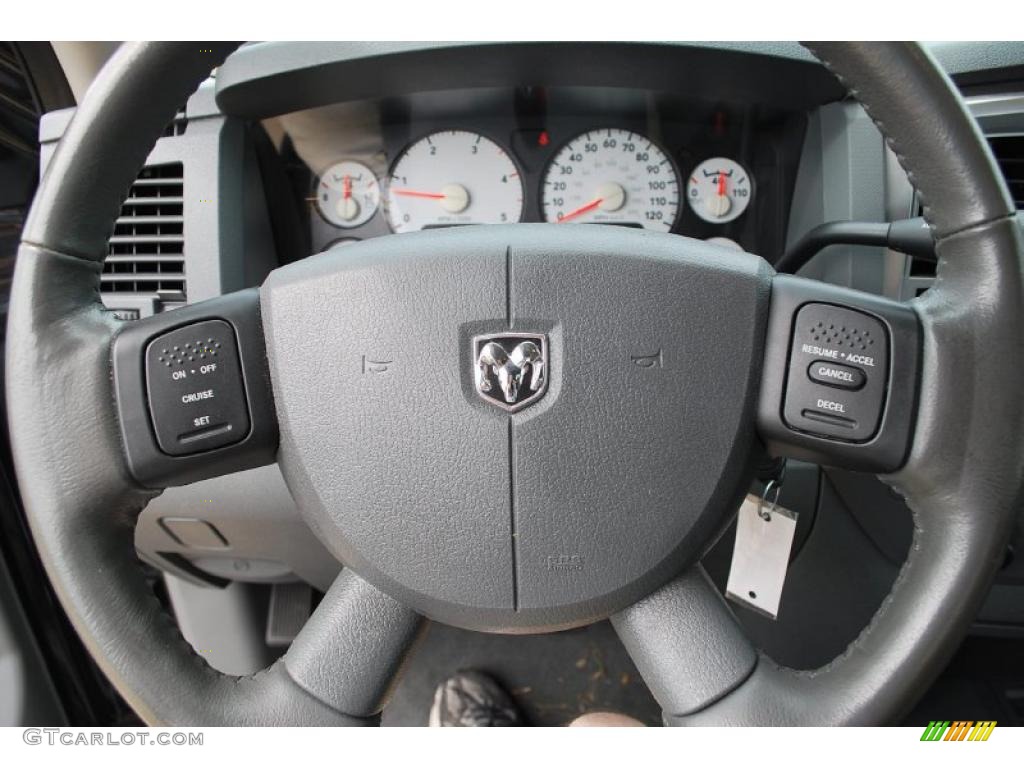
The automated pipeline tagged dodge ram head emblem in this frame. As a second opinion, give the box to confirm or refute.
[473,332,549,412]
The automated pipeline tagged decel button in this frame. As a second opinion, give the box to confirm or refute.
[145,320,250,456]
[807,360,866,390]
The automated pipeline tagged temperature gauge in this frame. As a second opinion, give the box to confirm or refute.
[686,158,752,224]
[316,160,381,228]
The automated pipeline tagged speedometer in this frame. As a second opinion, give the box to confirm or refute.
[385,130,524,233]
[541,128,679,231]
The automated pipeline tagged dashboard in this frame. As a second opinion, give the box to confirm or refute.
[272,85,806,262]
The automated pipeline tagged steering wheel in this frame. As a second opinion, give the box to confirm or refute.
[8,42,1023,725]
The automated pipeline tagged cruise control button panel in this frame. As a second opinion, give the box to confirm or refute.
[145,320,250,456]
[783,304,889,442]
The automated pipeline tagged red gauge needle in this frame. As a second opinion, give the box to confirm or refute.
[392,188,446,200]
[343,175,352,200]
[717,172,727,197]
[557,197,603,223]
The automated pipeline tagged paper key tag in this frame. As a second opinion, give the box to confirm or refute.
[726,493,798,620]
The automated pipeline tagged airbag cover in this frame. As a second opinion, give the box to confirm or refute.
[261,225,771,631]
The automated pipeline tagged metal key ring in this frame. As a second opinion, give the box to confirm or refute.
[759,477,783,522]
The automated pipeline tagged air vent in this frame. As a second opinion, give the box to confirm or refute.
[903,134,1022,299]
[989,135,1024,210]
[162,104,188,137]
[103,163,186,304]
[0,42,39,158]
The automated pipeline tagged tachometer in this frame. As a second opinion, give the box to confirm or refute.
[541,128,679,231]
[385,130,523,233]
[686,157,752,223]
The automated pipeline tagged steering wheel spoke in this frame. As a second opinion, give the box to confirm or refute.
[611,565,756,720]
[756,274,921,473]
[112,288,279,488]
[282,568,425,718]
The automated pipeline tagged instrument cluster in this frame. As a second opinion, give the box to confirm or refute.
[311,127,752,253]
[282,89,799,259]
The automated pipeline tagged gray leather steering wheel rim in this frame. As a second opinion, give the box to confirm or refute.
[7,41,1024,725]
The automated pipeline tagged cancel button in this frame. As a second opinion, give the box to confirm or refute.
[808,360,866,391]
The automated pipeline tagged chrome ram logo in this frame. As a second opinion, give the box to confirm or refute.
[472,333,548,412]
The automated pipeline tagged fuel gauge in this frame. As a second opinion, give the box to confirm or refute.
[316,160,381,228]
